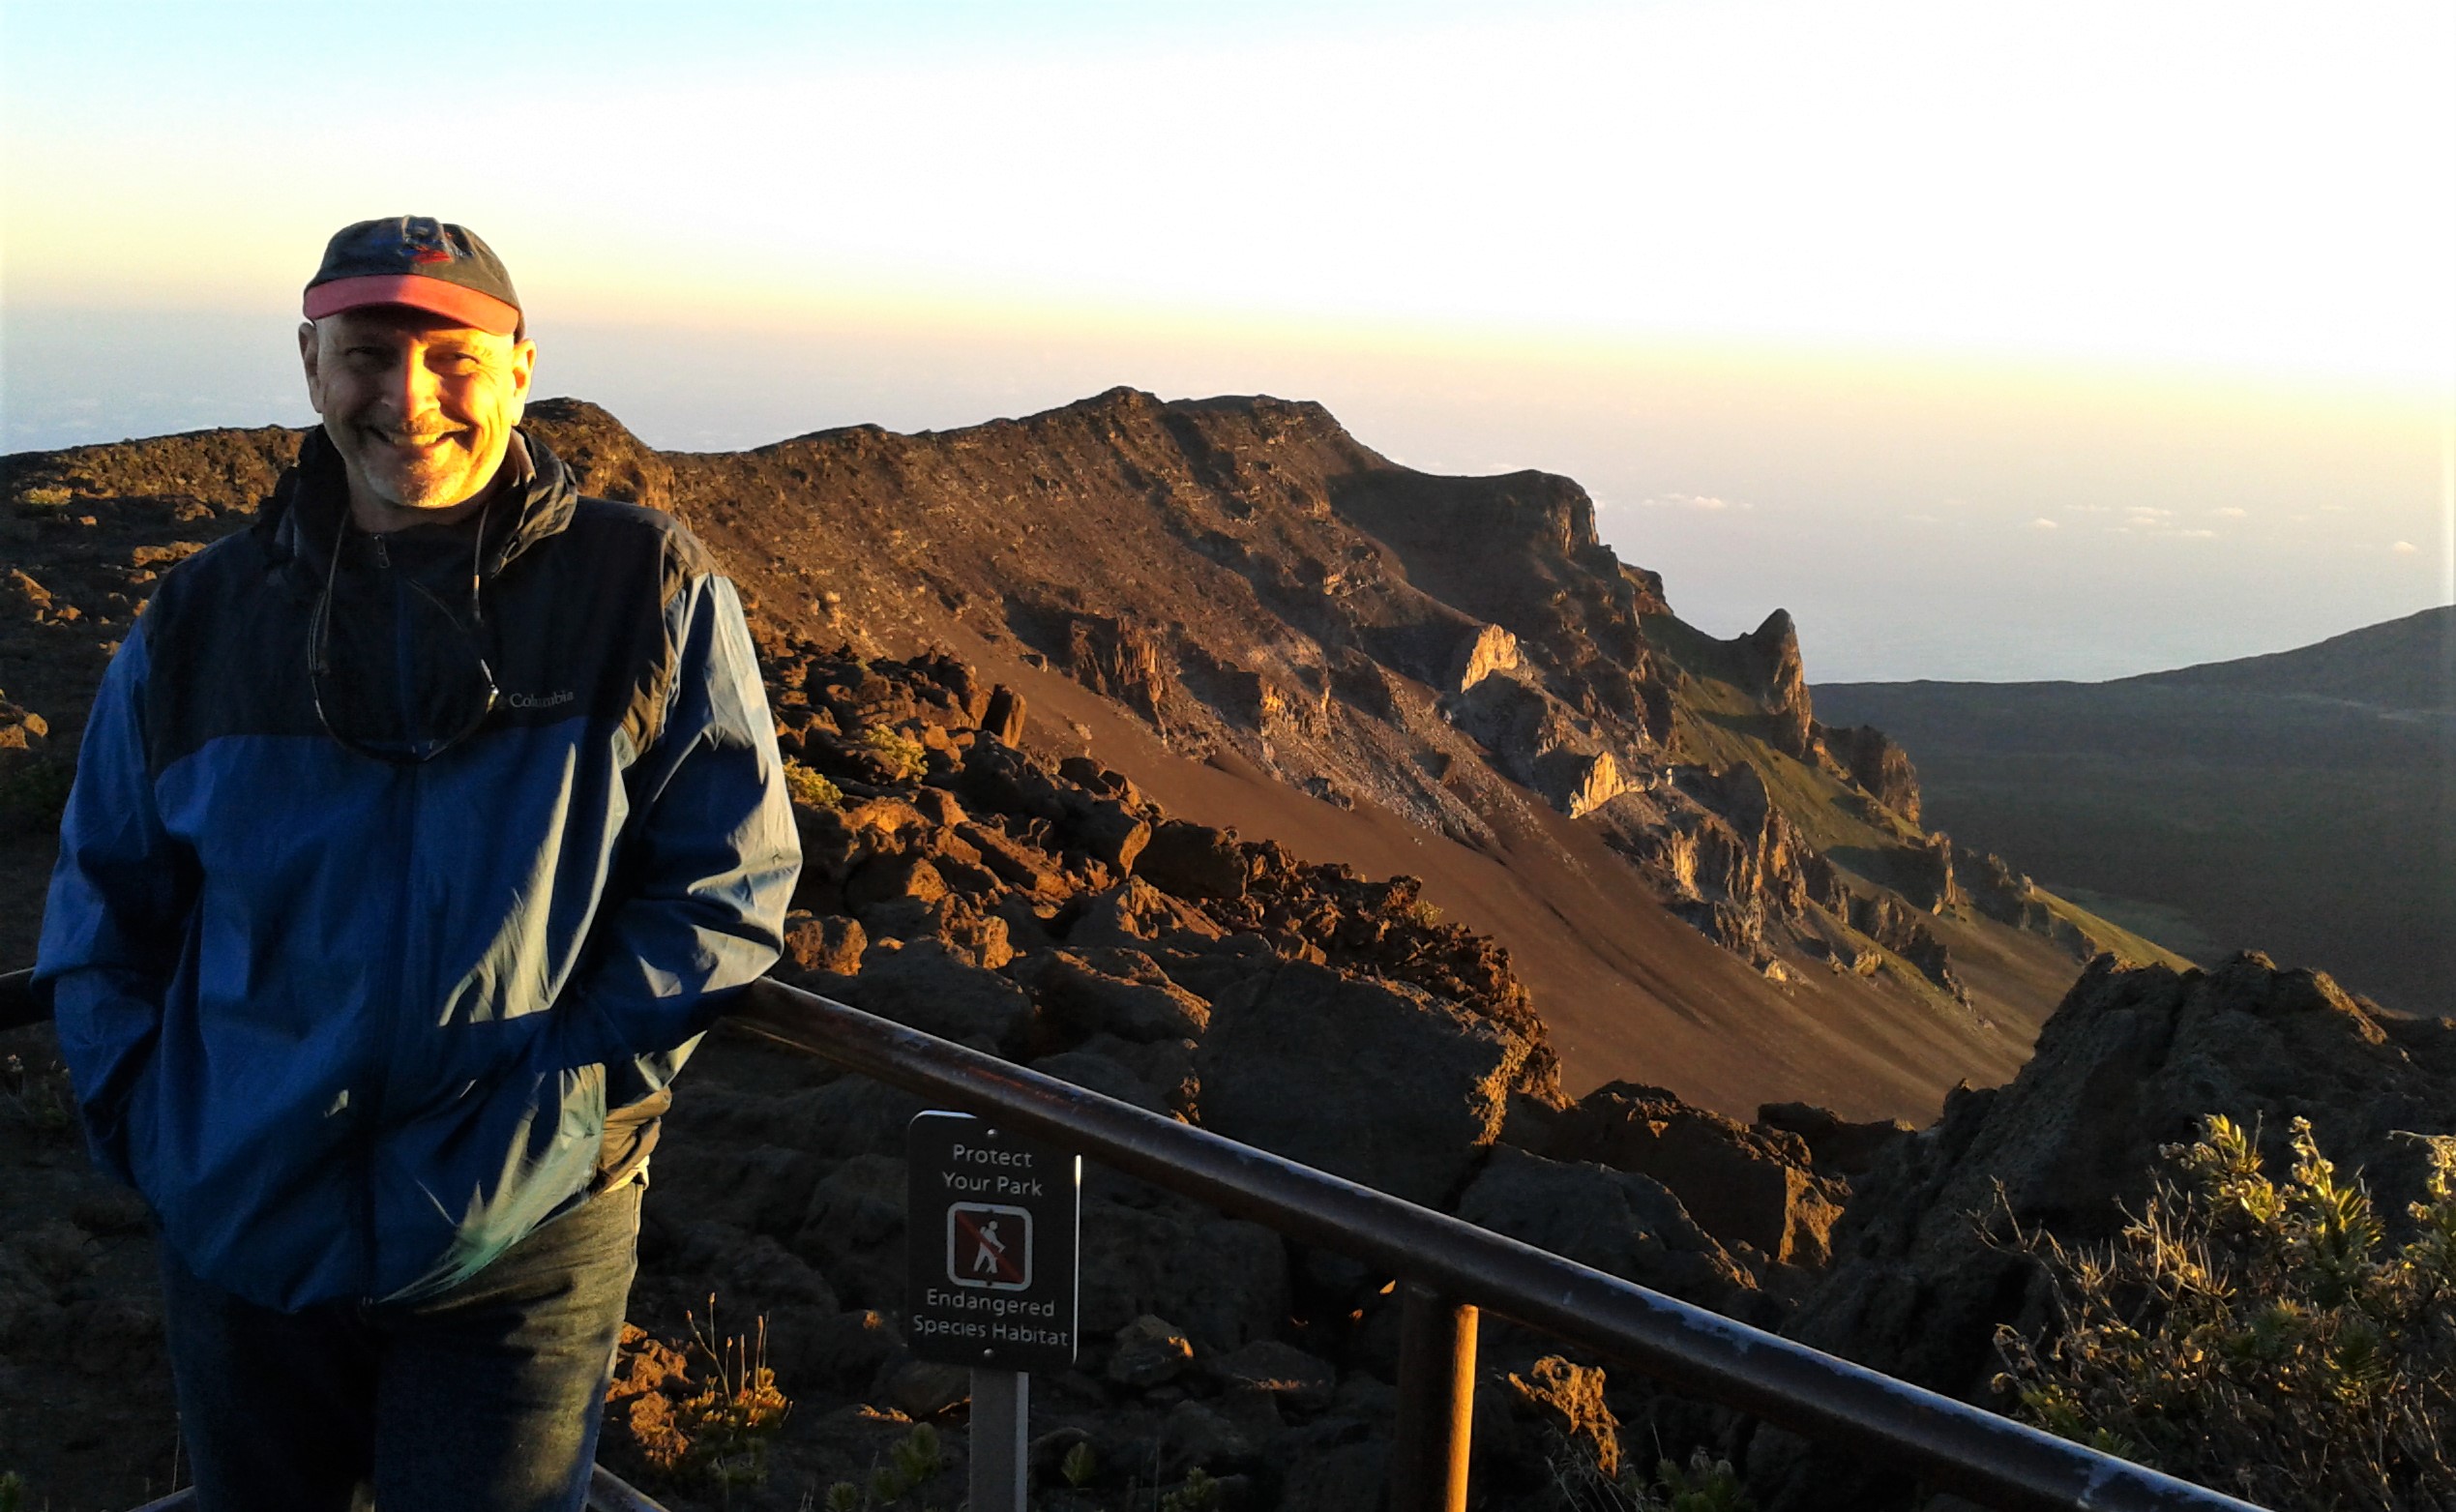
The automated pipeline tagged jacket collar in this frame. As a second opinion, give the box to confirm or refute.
[259,427,580,577]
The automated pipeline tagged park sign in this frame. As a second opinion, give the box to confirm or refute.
[905,1111,1082,1372]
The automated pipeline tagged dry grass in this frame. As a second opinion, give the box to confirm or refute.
[606,1298,791,1505]
[1545,1438,1755,1512]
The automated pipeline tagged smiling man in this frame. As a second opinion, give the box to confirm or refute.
[36,218,801,1511]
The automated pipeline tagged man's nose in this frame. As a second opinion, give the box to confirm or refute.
[382,349,444,416]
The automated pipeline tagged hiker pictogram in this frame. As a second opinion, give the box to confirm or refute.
[948,1202,1033,1290]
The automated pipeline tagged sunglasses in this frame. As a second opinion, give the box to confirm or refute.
[306,507,500,764]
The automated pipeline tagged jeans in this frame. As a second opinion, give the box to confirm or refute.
[159,1178,642,1512]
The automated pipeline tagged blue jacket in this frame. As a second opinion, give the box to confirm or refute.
[36,429,800,1310]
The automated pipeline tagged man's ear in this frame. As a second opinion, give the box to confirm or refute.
[298,321,325,415]
[505,336,537,424]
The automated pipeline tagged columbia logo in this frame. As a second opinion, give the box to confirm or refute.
[507,690,576,709]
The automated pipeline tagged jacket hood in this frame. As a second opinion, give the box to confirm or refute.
[258,427,581,578]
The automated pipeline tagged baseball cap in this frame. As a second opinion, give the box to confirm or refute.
[303,217,523,338]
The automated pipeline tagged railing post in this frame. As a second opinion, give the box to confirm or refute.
[1387,1284,1477,1512]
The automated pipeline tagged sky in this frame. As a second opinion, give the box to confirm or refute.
[3,0,2451,681]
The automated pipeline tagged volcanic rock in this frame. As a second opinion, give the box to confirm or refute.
[1106,1314,1197,1388]
[840,938,1035,1051]
[1064,795,1151,876]
[1815,721,1922,823]
[1138,820,1252,902]
[790,1154,907,1310]
[1450,622,1523,693]
[1454,1146,1750,1309]
[1025,1047,1170,1115]
[1754,1102,1916,1182]
[980,685,1026,745]
[780,912,867,978]
[1014,947,1211,1043]
[1063,876,1227,954]
[1550,1082,1849,1266]
[1079,1198,1288,1353]
[1738,608,1815,759]
[1207,1339,1337,1414]
[1196,960,1539,1207]
[1481,1355,1621,1488]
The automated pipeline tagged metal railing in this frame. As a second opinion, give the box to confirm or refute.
[123,1465,669,1511]
[1,966,2266,1511]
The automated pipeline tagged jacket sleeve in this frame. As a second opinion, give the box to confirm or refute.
[36,628,194,1186]
[559,567,799,1084]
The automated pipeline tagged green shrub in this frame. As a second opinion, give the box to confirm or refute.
[1993,1114,2456,1508]
[858,726,927,783]
[782,758,843,811]
[16,485,72,513]
[1159,1465,1221,1512]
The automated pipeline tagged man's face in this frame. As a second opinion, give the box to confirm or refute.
[300,307,536,522]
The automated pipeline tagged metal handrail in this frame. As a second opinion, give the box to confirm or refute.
[0,966,2265,1510]
[120,1465,668,1511]
[725,979,2261,1512]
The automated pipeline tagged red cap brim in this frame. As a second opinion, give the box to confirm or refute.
[304,274,521,337]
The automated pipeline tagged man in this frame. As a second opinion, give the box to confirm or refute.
[36,217,800,1511]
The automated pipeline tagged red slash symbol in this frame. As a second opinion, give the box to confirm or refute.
[948,1203,1032,1290]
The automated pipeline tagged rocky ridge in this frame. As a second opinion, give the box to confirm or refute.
[2,392,2179,1115]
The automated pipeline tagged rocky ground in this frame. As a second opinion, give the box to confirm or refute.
[8,631,2443,1508]
[0,394,2412,1508]
[0,638,1876,1508]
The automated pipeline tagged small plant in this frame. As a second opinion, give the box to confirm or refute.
[0,1468,26,1512]
[1402,899,1444,929]
[873,1421,943,1501]
[1159,1465,1220,1512]
[859,726,928,783]
[1992,1114,2456,1509]
[822,1421,945,1509]
[782,758,843,811]
[16,485,72,513]
[606,1301,791,1506]
[680,1301,791,1500]
[1,1052,75,1141]
[1060,1438,1098,1489]
[1645,1451,1752,1512]
[1548,1440,1753,1512]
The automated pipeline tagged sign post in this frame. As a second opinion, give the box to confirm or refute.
[906,1111,1081,1512]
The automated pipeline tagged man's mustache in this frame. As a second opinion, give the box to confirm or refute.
[369,422,465,442]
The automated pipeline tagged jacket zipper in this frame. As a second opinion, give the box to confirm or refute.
[356,528,406,1303]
